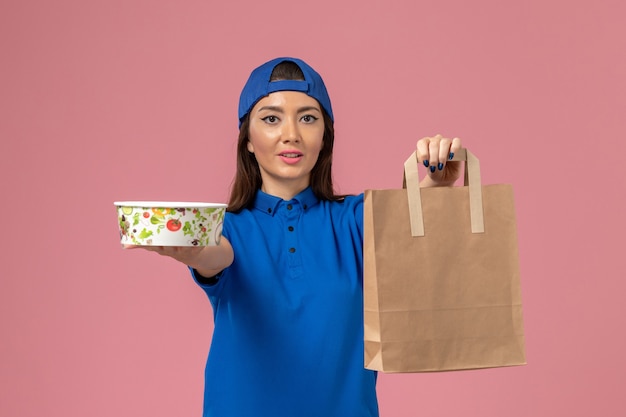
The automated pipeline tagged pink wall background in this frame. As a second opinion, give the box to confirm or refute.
[2,0,624,415]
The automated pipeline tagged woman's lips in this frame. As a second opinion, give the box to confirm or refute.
[278,151,303,164]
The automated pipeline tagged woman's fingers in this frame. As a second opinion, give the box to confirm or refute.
[415,135,464,186]
[122,244,202,260]
[449,137,462,160]
[435,136,453,171]
[416,137,432,167]
[417,134,459,171]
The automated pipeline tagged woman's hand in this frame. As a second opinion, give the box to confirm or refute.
[416,134,463,187]
[123,237,234,277]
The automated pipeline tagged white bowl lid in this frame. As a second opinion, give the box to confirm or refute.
[114,201,227,208]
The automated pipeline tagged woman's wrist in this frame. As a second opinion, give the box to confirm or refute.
[187,239,234,277]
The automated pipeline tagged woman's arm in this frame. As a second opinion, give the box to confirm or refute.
[124,237,234,278]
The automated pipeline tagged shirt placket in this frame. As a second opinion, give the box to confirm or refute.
[282,201,303,279]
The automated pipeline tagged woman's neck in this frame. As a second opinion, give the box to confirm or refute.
[261,180,309,201]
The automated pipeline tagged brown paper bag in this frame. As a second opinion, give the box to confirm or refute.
[363,149,526,372]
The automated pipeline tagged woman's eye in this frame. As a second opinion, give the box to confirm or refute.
[262,115,279,124]
[301,115,318,123]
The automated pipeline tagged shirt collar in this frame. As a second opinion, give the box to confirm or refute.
[253,187,320,216]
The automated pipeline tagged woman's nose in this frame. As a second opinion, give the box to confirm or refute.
[281,118,300,142]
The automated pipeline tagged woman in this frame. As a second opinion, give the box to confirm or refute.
[136,57,462,416]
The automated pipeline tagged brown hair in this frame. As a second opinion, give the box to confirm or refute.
[227,61,345,213]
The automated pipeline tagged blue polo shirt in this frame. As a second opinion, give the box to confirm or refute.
[191,187,379,417]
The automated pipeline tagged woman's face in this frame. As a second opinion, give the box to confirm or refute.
[247,91,325,198]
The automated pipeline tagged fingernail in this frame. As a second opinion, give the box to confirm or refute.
[438,162,444,171]
[430,165,436,173]
[423,160,429,168]
[448,152,454,160]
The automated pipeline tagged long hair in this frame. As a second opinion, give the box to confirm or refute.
[227,61,345,213]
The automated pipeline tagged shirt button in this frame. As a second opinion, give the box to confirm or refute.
[287,204,293,210]
[267,208,272,213]
[303,204,308,210]
[288,226,294,232]
[289,247,296,253]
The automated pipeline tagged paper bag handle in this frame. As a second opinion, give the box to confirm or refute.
[403,148,484,237]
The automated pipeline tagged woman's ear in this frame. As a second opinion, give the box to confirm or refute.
[246,141,254,153]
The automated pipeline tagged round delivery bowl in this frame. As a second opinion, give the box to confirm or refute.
[114,201,227,246]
